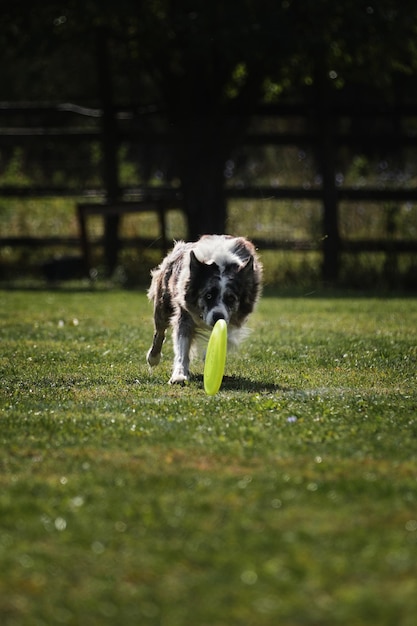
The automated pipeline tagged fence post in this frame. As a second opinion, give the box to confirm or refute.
[316,72,340,283]
[96,28,120,274]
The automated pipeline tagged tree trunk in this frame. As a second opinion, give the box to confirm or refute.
[178,115,230,240]
[314,64,340,284]
[96,28,121,274]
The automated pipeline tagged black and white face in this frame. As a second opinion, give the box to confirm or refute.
[196,274,240,327]
[185,253,245,328]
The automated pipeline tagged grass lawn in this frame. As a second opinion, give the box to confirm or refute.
[1,287,417,625]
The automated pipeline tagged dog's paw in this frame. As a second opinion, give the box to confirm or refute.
[169,371,189,385]
[147,348,161,367]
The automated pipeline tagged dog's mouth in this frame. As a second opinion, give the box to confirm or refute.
[207,312,229,328]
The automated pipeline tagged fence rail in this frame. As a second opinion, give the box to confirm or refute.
[1,100,417,280]
[2,235,416,255]
[2,184,417,202]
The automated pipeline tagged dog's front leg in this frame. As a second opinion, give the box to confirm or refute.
[170,310,194,384]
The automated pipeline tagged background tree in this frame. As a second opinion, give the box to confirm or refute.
[2,0,417,240]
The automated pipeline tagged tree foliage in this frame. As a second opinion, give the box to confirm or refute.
[3,1,417,103]
[2,0,417,236]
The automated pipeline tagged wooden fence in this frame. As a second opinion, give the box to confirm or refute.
[1,100,417,281]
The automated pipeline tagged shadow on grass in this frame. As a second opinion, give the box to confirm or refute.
[127,374,289,394]
[192,373,288,394]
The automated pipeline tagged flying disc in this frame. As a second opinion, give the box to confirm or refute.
[204,319,227,395]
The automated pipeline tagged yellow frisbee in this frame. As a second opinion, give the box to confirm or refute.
[204,319,228,395]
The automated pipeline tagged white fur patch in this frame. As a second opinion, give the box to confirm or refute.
[205,273,232,327]
[193,235,244,269]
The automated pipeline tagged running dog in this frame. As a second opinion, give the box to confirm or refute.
[147,234,263,384]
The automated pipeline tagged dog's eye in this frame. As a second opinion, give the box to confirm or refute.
[204,288,218,302]
[224,293,237,306]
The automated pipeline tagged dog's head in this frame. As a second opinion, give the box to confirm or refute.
[185,250,256,328]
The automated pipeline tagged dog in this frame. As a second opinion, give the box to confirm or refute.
[147,234,263,384]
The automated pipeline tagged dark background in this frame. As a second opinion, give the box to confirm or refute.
[1,0,417,286]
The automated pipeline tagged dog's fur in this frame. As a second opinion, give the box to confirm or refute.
[147,234,262,384]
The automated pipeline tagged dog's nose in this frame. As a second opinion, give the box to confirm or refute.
[212,311,226,324]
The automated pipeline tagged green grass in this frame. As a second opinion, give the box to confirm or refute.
[1,289,417,626]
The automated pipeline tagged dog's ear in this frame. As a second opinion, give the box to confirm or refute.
[238,255,254,276]
[190,250,218,274]
[189,250,202,271]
